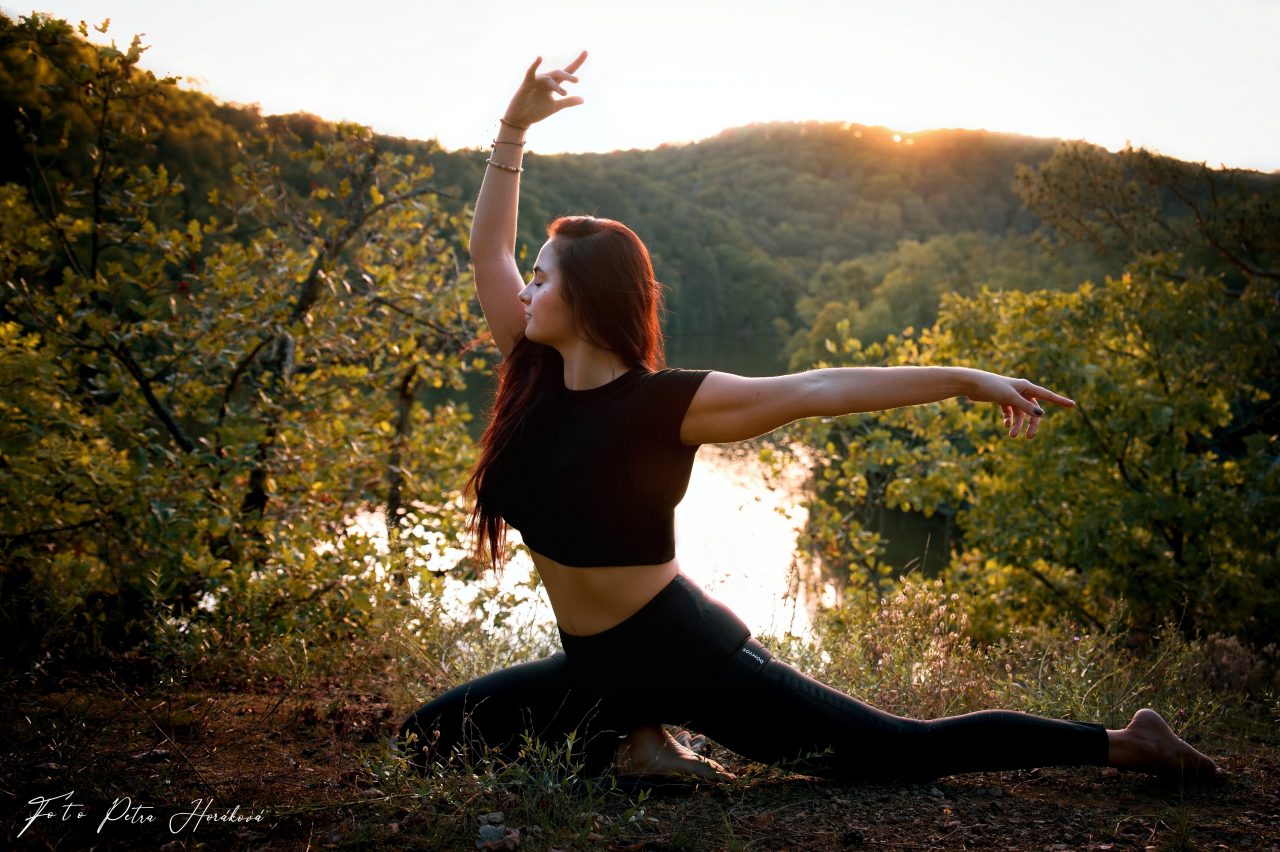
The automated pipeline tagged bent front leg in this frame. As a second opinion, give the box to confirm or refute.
[398,652,622,776]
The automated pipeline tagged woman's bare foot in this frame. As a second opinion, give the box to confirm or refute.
[670,728,710,755]
[1107,708,1220,780]
[616,724,734,782]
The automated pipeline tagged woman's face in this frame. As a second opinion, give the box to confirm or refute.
[520,239,576,347]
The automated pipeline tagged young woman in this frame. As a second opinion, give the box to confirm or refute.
[399,52,1218,785]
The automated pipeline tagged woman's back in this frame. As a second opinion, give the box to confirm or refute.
[480,366,712,635]
[534,553,679,636]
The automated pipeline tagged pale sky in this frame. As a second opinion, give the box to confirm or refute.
[8,0,1279,172]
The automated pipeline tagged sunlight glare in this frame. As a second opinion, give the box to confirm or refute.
[18,0,1278,171]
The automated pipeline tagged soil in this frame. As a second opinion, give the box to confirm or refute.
[3,672,1276,851]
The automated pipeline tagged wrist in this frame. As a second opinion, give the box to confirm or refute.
[495,120,526,147]
[948,367,979,398]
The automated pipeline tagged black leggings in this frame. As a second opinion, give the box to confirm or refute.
[399,574,1109,781]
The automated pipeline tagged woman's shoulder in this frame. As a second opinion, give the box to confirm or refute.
[635,366,712,396]
[639,366,713,381]
[631,368,713,442]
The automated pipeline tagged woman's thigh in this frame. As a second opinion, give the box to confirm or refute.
[682,649,923,779]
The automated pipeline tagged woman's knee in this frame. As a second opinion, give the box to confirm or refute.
[397,698,461,772]
[394,653,580,772]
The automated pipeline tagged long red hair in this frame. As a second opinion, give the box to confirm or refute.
[465,216,667,568]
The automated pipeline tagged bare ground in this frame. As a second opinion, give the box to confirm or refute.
[3,670,1276,851]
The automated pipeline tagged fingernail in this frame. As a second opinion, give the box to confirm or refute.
[1034,408,1044,416]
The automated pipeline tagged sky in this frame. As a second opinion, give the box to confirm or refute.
[7,0,1279,172]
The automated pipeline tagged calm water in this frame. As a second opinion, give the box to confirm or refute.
[400,333,819,637]
[399,332,945,638]
[666,333,787,376]
[374,442,820,640]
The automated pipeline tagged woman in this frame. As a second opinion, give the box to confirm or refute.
[399,52,1218,785]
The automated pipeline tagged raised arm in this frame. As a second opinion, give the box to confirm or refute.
[471,51,587,359]
[679,367,1075,445]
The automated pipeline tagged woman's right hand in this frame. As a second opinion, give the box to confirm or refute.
[502,51,588,129]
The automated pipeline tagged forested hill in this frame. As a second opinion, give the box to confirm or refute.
[446,121,1057,259]
[423,122,1086,336]
[1,10,1108,344]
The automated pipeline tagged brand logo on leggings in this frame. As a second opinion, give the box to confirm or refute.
[742,648,766,665]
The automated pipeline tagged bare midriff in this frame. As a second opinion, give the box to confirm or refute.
[530,549,680,637]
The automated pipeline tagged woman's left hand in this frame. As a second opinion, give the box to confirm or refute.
[503,51,588,129]
[962,370,1075,439]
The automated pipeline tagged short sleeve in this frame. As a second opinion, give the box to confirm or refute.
[641,368,712,447]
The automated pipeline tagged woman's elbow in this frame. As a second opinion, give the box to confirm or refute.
[785,370,839,420]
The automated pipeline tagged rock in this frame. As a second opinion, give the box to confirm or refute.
[476,823,520,850]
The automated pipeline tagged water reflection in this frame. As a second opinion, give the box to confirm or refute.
[350,441,817,640]
[676,443,814,637]
[389,335,812,638]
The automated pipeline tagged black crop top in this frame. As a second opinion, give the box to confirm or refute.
[483,367,712,567]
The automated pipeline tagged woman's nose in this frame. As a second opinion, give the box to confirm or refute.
[518,283,532,304]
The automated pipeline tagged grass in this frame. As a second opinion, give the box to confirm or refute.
[3,574,1277,850]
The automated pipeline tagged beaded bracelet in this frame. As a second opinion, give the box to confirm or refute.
[485,158,523,174]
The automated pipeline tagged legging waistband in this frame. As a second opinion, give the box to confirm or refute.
[557,573,752,672]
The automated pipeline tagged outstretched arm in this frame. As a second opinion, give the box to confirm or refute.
[470,51,587,359]
[679,367,1075,445]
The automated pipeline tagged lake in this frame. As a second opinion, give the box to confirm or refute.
[399,334,824,638]
[399,332,947,640]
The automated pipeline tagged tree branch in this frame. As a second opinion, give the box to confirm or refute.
[110,338,196,453]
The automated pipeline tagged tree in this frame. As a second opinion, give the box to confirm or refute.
[1013,140,1280,294]
[792,142,1280,641]
[783,231,1110,370]
[0,14,482,662]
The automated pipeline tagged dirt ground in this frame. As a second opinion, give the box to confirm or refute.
[4,674,1277,851]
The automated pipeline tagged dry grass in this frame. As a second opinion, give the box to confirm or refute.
[4,580,1277,850]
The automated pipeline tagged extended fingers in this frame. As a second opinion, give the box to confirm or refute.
[540,67,581,96]
[999,379,1072,440]
[1008,408,1026,438]
[1006,408,1042,439]
[1027,382,1075,409]
[549,95,584,113]
[1006,390,1041,437]
[1002,391,1038,438]
[565,49,588,73]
